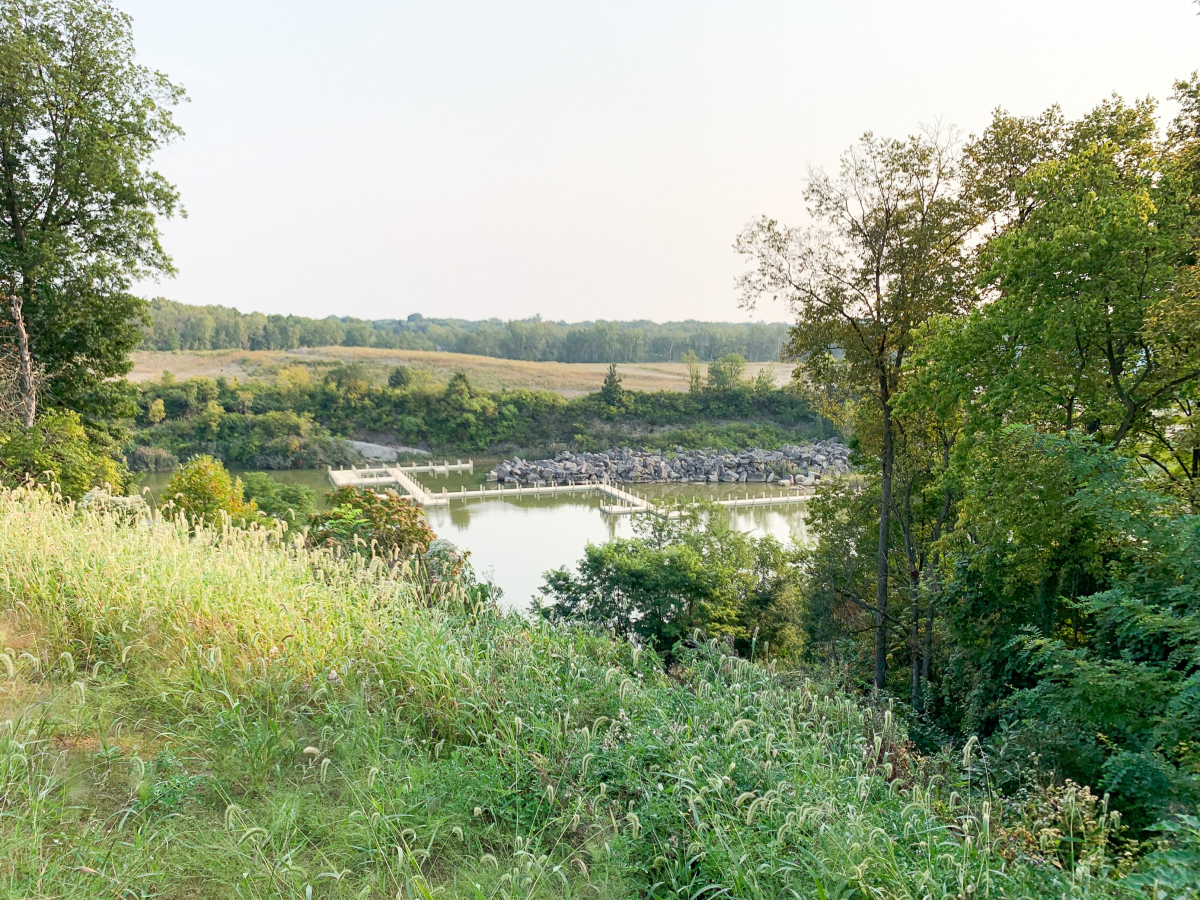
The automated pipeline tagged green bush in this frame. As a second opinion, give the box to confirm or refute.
[0,411,122,500]
[163,455,262,526]
[240,472,317,522]
[308,486,435,560]
[539,507,805,660]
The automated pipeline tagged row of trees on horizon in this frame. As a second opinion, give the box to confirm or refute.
[140,299,792,364]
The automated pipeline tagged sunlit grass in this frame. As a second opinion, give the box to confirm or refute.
[0,489,1118,898]
[129,347,794,397]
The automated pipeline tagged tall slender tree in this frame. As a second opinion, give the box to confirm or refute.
[0,0,183,426]
[736,128,977,691]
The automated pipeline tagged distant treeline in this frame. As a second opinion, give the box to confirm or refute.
[141,299,789,363]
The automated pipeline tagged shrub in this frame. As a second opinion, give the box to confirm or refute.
[163,455,261,526]
[0,410,122,499]
[240,472,318,522]
[540,507,805,660]
[387,364,412,388]
[308,485,435,559]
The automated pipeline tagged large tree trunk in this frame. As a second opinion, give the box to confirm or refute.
[874,378,893,693]
[9,289,36,427]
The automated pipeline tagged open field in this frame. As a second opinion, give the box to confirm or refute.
[130,347,796,395]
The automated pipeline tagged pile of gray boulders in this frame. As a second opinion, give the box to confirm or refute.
[487,440,850,487]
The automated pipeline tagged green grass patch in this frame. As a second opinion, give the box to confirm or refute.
[0,490,1127,898]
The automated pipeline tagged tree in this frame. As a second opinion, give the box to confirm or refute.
[308,486,435,560]
[599,363,624,407]
[0,0,183,425]
[240,472,317,522]
[539,508,804,660]
[0,409,121,498]
[706,353,746,391]
[682,349,703,393]
[737,128,977,690]
[387,365,412,389]
[163,455,261,526]
[751,367,776,396]
[910,83,1200,509]
[146,397,166,424]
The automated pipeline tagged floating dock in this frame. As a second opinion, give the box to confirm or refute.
[327,462,809,516]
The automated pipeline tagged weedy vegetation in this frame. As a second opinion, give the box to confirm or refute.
[0,489,1166,899]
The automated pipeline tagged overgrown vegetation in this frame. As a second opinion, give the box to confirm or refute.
[539,506,804,661]
[3,0,1200,891]
[0,491,1173,899]
[722,75,1200,845]
[128,361,825,463]
[308,485,436,560]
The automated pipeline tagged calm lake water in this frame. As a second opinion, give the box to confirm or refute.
[138,463,810,612]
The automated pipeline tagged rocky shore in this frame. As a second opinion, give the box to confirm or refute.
[487,440,850,487]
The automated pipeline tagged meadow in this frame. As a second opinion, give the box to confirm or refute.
[0,489,1132,899]
[129,348,795,397]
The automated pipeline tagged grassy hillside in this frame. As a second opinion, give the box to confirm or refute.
[0,491,1122,899]
[130,348,795,397]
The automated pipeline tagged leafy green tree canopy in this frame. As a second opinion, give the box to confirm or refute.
[0,0,183,425]
[907,81,1200,507]
[539,508,804,660]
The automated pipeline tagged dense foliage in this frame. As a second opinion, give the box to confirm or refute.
[239,471,317,522]
[0,0,183,427]
[162,454,263,526]
[129,365,825,461]
[308,485,435,560]
[0,410,122,498]
[764,78,1200,840]
[539,507,803,659]
[141,299,790,362]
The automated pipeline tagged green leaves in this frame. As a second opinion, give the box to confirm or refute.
[539,508,803,660]
[0,0,183,422]
[163,454,263,527]
[308,486,435,561]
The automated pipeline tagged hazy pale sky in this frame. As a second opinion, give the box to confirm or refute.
[121,0,1199,323]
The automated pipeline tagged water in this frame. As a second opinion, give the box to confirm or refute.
[137,464,810,612]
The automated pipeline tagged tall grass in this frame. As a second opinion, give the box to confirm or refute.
[0,489,1130,898]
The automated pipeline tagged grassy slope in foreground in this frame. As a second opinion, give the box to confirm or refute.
[0,492,1107,899]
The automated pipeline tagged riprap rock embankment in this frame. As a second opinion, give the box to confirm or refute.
[487,441,850,487]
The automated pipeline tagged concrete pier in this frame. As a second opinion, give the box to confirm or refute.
[327,466,808,517]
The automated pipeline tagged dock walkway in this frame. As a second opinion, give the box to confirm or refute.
[327,462,808,516]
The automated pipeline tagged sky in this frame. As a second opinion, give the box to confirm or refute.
[120,0,1200,324]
